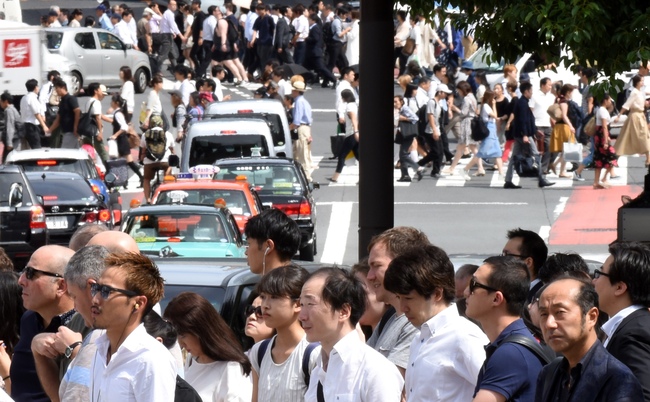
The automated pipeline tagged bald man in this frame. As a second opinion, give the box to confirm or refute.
[10,246,75,402]
[87,230,140,253]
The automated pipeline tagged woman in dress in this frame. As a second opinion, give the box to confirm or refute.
[462,90,504,177]
[614,74,650,166]
[164,292,253,402]
[395,95,425,182]
[345,9,360,66]
[328,89,359,182]
[445,81,481,177]
[548,84,576,177]
[119,66,135,122]
[494,83,510,146]
[593,94,619,188]
[107,94,144,187]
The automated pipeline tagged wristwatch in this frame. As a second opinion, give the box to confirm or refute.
[64,341,83,359]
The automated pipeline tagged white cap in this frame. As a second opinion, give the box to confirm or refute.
[436,84,452,94]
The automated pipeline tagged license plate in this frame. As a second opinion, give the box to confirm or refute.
[46,216,68,230]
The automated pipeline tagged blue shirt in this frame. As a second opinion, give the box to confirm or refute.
[293,95,312,126]
[474,319,544,402]
[99,13,113,31]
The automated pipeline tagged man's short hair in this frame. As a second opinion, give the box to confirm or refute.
[506,228,547,276]
[544,276,599,317]
[104,252,165,313]
[608,242,650,307]
[207,5,216,15]
[225,3,236,13]
[47,70,60,81]
[68,224,109,251]
[367,226,430,259]
[202,78,216,91]
[244,209,301,260]
[272,67,285,78]
[87,82,100,96]
[255,263,309,299]
[540,77,551,87]
[538,252,589,283]
[256,3,265,11]
[418,76,431,85]
[433,63,446,74]
[64,245,110,289]
[519,81,533,94]
[1,91,13,104]
[53,78,67,90]
[455,264,478,281]
[25,79,38,92]
[310,267,366,326]
[483,255,530,316]
[384,244,455,303]
[211,64,226,77]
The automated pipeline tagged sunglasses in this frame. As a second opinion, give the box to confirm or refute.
[469,278,501,294]
[594,269,610,279]
[22,266,63,281]
[90,282,138,300]
[245,305,263,318]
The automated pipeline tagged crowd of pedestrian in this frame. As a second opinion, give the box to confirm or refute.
[0,209,649,402]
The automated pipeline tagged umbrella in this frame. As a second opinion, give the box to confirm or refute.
[281,63,316,83]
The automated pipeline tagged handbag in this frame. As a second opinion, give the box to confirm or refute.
[470,116,489,141]
[107,139,119,158]
[398,120,418,137]
[394,129,404,144]
[402,37,416,56]
[547,103,562,121]
[78,100,98,138]
[513,143,539,177]
[563,136,583,163]
[127,124,140,148]
[584,116,597,136]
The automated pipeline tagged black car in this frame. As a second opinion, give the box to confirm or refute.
[0,165,48,269]
[25,171,112,245]
[214,157,319,261]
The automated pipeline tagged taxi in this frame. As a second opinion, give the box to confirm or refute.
[151,166,264,233]
[121,203,246,258]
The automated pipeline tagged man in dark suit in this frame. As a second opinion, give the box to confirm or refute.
[536,277,643,402]
[503,81,555,189]
[273,5,294,64]
[594,242,650,401]
[303,13,336,87]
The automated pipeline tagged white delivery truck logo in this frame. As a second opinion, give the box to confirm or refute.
[4,38,31,68]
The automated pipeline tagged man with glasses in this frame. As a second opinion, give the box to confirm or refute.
[502,228,548,304]
[593,242,650,401]
[9,245,75,402]
[465,256,546,402]
[89,251,176,402]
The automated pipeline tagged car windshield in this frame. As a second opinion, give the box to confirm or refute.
[214,165,302,196]
[28,178,97,202]
[160,285,225,312]
[14,159,90,178]
[210,112,285,148]
[156,189,251,215]
[125,213,230,243]
[46,32,63,50]
[189,135,270,167]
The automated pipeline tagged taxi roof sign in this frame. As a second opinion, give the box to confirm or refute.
[188,165,220,180]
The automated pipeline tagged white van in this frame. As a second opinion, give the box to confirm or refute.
[180,118,276,171]
[205,99,293,158]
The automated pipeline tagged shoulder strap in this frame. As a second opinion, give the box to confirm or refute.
[376,306,396,337]
[501,334,556,365]
[87,99,96,114]
[302,342,319,386]
[256,338,272,370]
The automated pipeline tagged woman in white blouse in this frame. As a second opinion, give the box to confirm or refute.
[614,74,650,166]
[164,292,253,402]
[119,66,135,122]
[141,74,164,130]
[345,10,360,66]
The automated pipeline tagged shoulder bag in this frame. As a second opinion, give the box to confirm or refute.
[402,37,416,56]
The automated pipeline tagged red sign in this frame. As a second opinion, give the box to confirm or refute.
[4,39,31,68]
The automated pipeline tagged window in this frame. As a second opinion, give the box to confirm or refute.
[74,33,96,50]
[46,32,63,50]
[97,32,124,50]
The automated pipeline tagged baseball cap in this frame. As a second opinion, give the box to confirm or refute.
[143,7,155,15]
[436,84,452,94]
[167,89,182,98]
[96,4,107,11]
[99,84,108,95]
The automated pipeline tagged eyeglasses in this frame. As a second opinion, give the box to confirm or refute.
[469,278,501,294]
[22,266,63,281]
[501,251,526,258]
[245,305,263,318]
[90,282,138,300]
[594,269,610,279]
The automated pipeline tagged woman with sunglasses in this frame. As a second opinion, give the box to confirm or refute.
[250,264,320,402]
[244,294,275,345]
[164,292,252,402]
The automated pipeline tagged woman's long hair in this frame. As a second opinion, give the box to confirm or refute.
[164,292,252,375]
[0,271,24,354]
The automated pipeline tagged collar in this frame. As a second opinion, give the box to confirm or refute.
[492,318,527,347]
[95,323,147,358]
[420,304,457,337]
[561,339,600,372]
[601,304,645,340]
[43,308,76,331]
[530,278,542,290]
[331,329,362,365]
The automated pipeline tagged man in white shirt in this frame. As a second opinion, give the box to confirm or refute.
[593,242,650,400]
[384,244,488,401]
[529,77,555,174]
[290,4,308,65]
[158,0,184,72]
[197,5,217,77]
[20,78,49,149]
[174,65,194,106]
[300,268,404,402]
[90,251,176,402]
[112,13,138,49]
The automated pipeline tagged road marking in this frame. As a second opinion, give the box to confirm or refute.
[539,225,551,242]
[316,201,528,206]
[554,196,569,219]
[312,109,337,113]
[319,202,353,264]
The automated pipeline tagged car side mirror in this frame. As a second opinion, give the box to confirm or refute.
[9,183,23,208]
[97,193,106,202]
[168,154,180,168]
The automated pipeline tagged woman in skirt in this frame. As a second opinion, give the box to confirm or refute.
[108,94,143,188]
[614,74,650,166]
[462,90,504,178]
[548,84,577,178]
[593,94,619,189]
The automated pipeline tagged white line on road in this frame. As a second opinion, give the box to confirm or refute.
[554,196,569,220]
[319,202,353,264]
[316,201,528,206]
[539,225,551,242]
[312,109,336,113]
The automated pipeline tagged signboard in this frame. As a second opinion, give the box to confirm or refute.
[4,38,30,68]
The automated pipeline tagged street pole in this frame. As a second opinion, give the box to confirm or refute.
[358,0,394,259]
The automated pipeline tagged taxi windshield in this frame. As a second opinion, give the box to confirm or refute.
[214,165,301,195]
[125,213,229,243]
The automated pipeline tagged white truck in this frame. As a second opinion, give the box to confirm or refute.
[0,20,71,96]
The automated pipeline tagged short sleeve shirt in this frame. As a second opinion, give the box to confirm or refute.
[58,94,79,133]
[425,98,440,134]
[596,106,610,127]
[366,310,417,369]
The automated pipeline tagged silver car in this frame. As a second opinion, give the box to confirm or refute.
[45,27,151,95]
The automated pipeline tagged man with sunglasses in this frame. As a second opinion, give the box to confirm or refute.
[89,252,176,402]
[9,245,75,402]
[465,256,546,402]
[593,242,650,401]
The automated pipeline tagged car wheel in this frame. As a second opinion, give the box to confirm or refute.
[299,242,315,262]
[70,72,83,95]
[134,68,149,94]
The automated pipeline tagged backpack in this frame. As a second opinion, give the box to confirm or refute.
[144,122,167,161]
[78,99,98,138]
[470,116,489,141]
[257,339,319,387]
[417,103,428,135]
[322,20,335,46]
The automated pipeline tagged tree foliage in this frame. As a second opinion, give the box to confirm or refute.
[401,0,650,91]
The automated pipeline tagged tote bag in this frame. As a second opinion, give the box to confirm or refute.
[563,136,583,163]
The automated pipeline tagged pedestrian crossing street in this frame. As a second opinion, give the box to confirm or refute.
[319,156,633,188]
